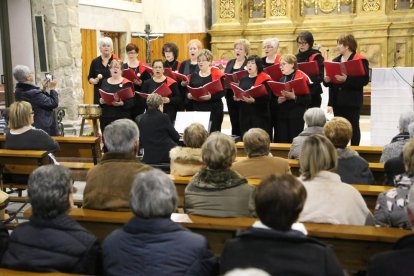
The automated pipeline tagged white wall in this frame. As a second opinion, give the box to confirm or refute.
[78,0,206,33]
[8,0,35,72]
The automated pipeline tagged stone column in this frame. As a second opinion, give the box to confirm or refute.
[31,0,83,128]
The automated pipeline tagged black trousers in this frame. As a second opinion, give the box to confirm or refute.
[226,95,241,136]
[275,116,305,143]
[333,106,361,146]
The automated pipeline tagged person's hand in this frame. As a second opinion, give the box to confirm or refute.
[278,96,286,104]
[162,97,170,104]
[327,106,333,113]
[181,80,189,87]
[233,96,241,102]
[99,98,106,104]
[282,90,296,100]
[48,80,57,90]
[335,73,347,83]
[89,78,99,85]
[198,94,211,101]
[324,76,331,83]
[112,100,124,106]
[187,93,194,100]
[134,79,142,85]
[241,95,255,103]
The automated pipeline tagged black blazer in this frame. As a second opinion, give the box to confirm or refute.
[138,108,180,164]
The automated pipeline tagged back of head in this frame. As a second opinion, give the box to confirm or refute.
[243,128,270,158]
[183,123,208,148]
[104,119,139,153]
[300,134,337,181]
[8,101,32,129]
[256,174,307,231]
[130,169,177,218]
[28,165,73,219]
[202,132,236,170]
[13,65,31,83]
[399,111,414,133]
[323,117,352,148]
[304,108,326,128]
[403,139,414,173]
[146,93,163,110]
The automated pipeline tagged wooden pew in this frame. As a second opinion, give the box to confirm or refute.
[43,208,411,272]
[169,175,390,210]
[235,142,384,163]
[0,268,82,276]
[0,149,49,200]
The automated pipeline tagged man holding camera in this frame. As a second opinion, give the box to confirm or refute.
[12,65,59,136]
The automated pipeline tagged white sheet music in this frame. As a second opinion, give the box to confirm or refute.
[174,111,211,133]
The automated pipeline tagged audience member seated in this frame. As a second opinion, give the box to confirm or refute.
[0,221,9,260]
[288,107,326,159]
[384,122,414,185]
[380,111,414,163]
[169,123,208,176]
[1,165,101,274]
[220,174,343,275]
[185,132,255,217]
[138,93,180,165]
[324,117,374,184]
[103,169,218,275]
[374,139,414,229]
[13,65,59,135]
[368,185,414,275]
[232,128,291,179]
[83,119,152,211]
[299,134,374,225]
[5,101,59,153]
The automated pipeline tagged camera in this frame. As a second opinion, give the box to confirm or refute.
[45,73,53,82]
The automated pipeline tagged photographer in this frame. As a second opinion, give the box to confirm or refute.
[13,65,59,136]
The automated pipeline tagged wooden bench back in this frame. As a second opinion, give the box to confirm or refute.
[235,142,384,162]
[0,149,49,175]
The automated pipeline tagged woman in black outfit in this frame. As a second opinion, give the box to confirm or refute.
[224,39,249,137]
[162,42,181,71]
[99,60,135,134]
[296,31,324,108]
[188,49,225,133]
[142,59,182,123]
[237,55,272,137]
[88,37,116,104]
[179,39,202,111]
[324,34,369,146]
[122,43,152,120]
[275,54,311,143]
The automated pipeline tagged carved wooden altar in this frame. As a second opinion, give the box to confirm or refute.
[210,0,413,68]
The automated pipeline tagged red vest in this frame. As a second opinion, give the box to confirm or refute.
[352,53,367,61]
[166,76,176,87]
[211,66,224,81]
[254,72,272,86]
[294,70,311,84]
[274,54,282,64]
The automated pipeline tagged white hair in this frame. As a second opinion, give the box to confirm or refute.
[12,65,32,83]
[224,268,271,276]
[103,119,139,153]
[99,37,113,50]
[263,38,280,49]
[399,111,414,133]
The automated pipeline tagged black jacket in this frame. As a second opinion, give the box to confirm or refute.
[103,216,217,276]
[15,83,59,136]
[384,153,405,186]
[325,52,369,108]
[0,221,9,260]
[138,108,180,164]
[220,227,343,276]
[1,214,101,274]
[368,233,414,276]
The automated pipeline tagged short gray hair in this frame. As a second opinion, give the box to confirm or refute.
[304,107,326,127]
[104,119,139,153]
[263,38,279,49]
[13,65,31,83]
[146,93,163,109]
[28,165,73,219]
[399,111,414,132]
[130,169,177,218]
[99,37,113,50]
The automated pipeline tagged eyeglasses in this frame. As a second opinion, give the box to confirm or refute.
[297,41,308,45]
[127,51,137,55]
[279,62,289,67]
[263,46,274,49]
